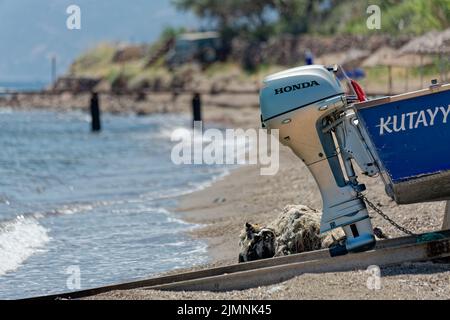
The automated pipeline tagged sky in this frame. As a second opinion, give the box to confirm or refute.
[0,0,198,83]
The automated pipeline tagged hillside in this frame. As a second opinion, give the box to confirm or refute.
[58,0,450,96]
[321,0,450,35]
[64,33,448,97]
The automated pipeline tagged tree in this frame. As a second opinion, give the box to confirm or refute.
[172,0,275,40]
[172,0,345,37]
[173,0,273,26]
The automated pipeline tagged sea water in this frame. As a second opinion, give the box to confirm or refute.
[0,109,231,299]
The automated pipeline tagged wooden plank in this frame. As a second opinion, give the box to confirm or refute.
[27,230,450,300]
[147,238,450,292]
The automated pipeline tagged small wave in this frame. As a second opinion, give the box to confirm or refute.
[166,216,192,226]
[0,107,13,114]
[26,202,97,221]
[181,168,232,197]
[53,204,94,216]
[0,216,50,276]
[139,167,231,202]
[193,168,231,192]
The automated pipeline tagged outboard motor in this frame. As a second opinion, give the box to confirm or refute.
[260,65,376,253]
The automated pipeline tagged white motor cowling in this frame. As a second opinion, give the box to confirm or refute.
[260,65,344,123]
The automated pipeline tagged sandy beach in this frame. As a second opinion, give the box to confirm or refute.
[86,106,450,300]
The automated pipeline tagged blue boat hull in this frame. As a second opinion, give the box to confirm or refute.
[355,85,450,204]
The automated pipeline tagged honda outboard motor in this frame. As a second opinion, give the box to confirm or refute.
[260,65,376,253]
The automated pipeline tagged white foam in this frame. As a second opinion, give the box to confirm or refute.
[166,216,192,226]
[186,168,231,195]
[0,216,50,276]
[55,204,94,216]
[0,107,13,114]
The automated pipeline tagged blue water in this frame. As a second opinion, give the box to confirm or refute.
[0,109,230,299]
[0,81,46,93]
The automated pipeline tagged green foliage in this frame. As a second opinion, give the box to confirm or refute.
[172,0,450,37]
[272,0,343,34]
[160,26,186,41]
[69,0,450,88]
[70,43,116,74]
[172,0,276,41]
[341,0,450,35]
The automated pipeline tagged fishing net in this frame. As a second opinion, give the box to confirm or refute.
[239,205,345,262]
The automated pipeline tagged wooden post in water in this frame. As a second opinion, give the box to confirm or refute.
[443,201,450,230]
[404,67,409,92]
[192,92,202,128]
[90,92,102,132]
[51,55,57,85]
[420,55,424,89]
[388,65,393,95]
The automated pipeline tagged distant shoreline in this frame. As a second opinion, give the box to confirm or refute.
[0,91,261,129]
